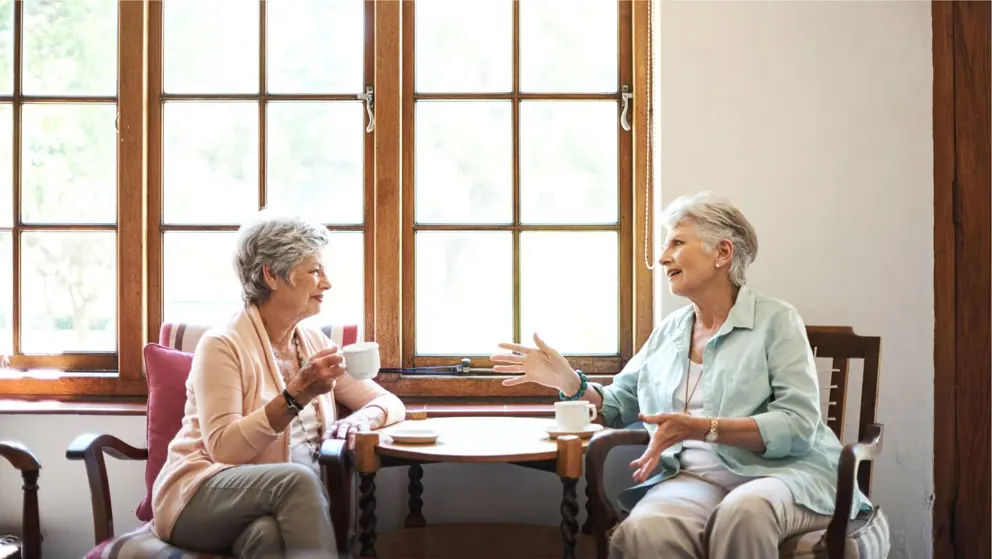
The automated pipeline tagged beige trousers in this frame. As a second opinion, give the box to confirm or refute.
[170,462,337,559]
[609,474,831,559]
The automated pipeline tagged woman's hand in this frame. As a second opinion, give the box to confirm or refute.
[326,407,386,449]
[629,412,702,483]
[287,346,348,403]
[491,333,581,394]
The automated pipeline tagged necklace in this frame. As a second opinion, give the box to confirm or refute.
[683,360,704,414]
[281,333,324,462]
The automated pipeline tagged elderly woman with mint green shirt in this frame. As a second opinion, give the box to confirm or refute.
[492,192,872,559]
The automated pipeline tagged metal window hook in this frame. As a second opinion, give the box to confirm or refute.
[358,85,375,133]
[620,85,634,132]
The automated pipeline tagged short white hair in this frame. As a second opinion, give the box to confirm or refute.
[660,192,758,287]
[233,210,330,305]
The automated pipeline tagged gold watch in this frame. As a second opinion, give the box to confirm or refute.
[704,418,719,443]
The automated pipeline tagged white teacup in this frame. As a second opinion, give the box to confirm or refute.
[554,401,598,432]
[341,342,380,380]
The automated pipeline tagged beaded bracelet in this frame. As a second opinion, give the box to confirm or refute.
[559,370,588,401]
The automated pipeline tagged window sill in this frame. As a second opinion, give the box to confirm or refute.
[0,398,559,418]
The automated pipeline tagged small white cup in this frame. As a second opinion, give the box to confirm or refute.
[554,401,597,432]
[341,342,380,380]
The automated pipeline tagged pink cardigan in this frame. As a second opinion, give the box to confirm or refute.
[150,305,406,540]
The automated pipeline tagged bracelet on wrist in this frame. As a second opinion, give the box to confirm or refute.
[558,370,588,401]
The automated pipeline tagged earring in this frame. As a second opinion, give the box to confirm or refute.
[716,263,720,268]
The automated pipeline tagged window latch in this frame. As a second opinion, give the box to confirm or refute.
[358,85,375,133]
[620,85,634,132]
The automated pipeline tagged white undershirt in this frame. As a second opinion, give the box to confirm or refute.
[674,361,752,490]
[289,403,322,476]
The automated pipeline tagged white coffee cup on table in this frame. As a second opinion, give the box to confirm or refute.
[341,342,380,380]
[554,401,597,432]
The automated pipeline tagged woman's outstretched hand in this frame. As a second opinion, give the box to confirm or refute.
[491,333,580,394]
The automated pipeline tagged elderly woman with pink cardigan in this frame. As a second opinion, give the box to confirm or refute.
[150,212,405,558]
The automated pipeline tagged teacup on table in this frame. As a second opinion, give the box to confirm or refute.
[545,401,603,439]
[341,342,380,380]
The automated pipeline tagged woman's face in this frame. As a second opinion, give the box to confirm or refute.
[659,220,729,298]
[265,253,332,320]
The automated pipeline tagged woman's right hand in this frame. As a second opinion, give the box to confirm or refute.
[491,333,581,394]
[287,346,348,402]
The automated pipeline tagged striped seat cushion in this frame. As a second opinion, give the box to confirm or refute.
[779,506,890,558]
[85,524,231,559]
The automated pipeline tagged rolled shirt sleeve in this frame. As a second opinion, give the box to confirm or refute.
[751,309,822,459]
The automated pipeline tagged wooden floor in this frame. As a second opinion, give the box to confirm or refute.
[368,523,599,559]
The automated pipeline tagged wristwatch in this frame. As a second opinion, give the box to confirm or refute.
[704,418,719,443]
[282,388,304,417]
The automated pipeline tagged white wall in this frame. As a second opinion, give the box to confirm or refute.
[655,1,934,558]
[1,1,934,558]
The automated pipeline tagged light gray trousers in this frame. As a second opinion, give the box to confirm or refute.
[609,474,831,559]
[170,462,338,559]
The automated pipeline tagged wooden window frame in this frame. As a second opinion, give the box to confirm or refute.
[0,0,146,398]
[2,0,651,401]
[373,0,653,401]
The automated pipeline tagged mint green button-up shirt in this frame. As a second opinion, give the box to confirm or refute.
[593,286,871,519]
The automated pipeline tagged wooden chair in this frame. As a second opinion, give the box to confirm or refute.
[583,326,890,559]
[66,323,361,559]
[0,442,42,559]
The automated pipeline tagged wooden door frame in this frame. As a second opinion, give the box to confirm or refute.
[932,2,991,558]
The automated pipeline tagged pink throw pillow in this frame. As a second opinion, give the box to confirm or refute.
[136,343,193,522]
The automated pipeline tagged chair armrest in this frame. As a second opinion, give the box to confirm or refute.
[0,442,41,471]
[0,442,42,559]
[65,434,149,546]
[319,438,355,554]
[825,423,884,559]
[584,428,650,528]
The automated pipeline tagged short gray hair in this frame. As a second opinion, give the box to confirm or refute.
[233,211,331,305]
[660,192,758,287]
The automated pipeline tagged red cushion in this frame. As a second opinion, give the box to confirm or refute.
[136,343,194,522]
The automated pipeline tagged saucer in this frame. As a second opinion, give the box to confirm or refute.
[388,428,440,444]
[544,423,604,439]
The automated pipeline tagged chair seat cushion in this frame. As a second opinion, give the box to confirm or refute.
[85,524,232,559]
[779,506,890,558]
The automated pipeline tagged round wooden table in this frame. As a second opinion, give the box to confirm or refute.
[353,416,590,559]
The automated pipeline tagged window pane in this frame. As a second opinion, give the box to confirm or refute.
[163,232,242,326]
[0,1,12,95]
[266,102,364,225]
[266,0,363,94]
[415,101,512,224]
[164,0,258,94]
[0,104,11,227]
[23,0,117,96]
[164,102,259,225]
[520,232,617,354]
[0,231,10,355]
[20,231,116,353]
[301,232,364,332]
[416,231,512,354]
[520,0,618,93]
[415,0,511,93]
[21,104,118,224]
[520,101,617,224]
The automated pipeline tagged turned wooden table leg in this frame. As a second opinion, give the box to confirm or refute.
[354,432,381,558]
[405,463,427,528]
[557,435,583,559]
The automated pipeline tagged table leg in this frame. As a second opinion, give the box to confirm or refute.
[354,432,381,559]
[556,435,583,559]
[358,472,378,557]
[560,477,579,559]
[405,463,427,528]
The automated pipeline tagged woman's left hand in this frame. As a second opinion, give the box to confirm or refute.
[629,412,701,483]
